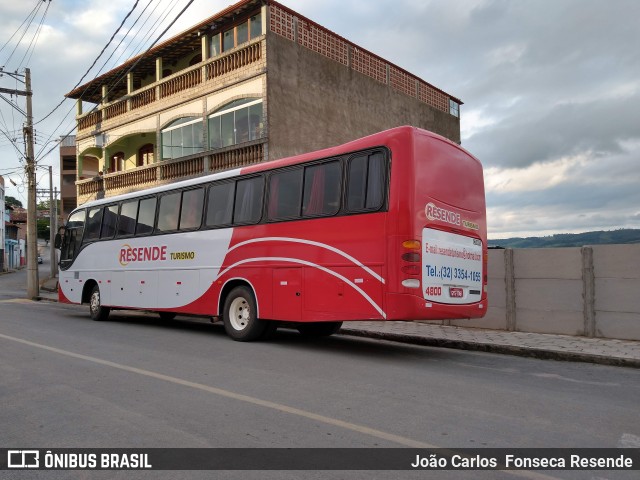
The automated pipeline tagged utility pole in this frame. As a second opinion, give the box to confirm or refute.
[24,68,39,299]
[48,165,58,277]
[1,67,38,297]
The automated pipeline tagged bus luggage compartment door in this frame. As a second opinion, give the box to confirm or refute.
[273,268,302,321]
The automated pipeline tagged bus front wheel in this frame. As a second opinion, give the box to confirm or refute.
[222,286,266,341]
[89,285,110,321]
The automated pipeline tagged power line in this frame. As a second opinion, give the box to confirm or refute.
[34,0,141,127]
[34,0,179,144]
[18,0,52,70]
[0,0,42,59]
[1,0,46,68]
[36,0,197,162]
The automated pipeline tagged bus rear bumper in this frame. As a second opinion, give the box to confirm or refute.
[385,292,487,321]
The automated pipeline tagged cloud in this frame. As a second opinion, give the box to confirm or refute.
[2,0,639,239]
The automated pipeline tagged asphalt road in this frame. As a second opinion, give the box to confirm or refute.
[1,268,639,480]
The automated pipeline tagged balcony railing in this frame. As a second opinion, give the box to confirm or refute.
[160,68,202,99]
[77,39,264,133]
[76,142,265,205]
[103,163,158,191]
[131,88,156,110]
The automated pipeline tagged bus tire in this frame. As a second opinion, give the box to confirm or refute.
[222,286,266,341]
[297,321,343,338]
[158,312,177,321]
[89,285,110,321]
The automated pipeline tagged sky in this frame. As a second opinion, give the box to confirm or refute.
[1,0,639,239]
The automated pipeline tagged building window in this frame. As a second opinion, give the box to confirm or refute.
[223,29,234,51]
[249,13,262,40]
[236,21,248,45]
[210,33,221,57]
[208,98,263,149]
[449,99,459,118]
[107,152,124,173]
[138,143,154,167]
[219,13,262,54]
[161,117,204,160]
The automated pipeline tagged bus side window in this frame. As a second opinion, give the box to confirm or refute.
[234,176,263,224]
[157,191,181,232]
[117,200,138,237]
[206,182,234,226]
[84,207,103,242]
[268,169,302,220]
[365,152,385,209]
[136,197,157,235]
[302,161,341,217]
[100,205,119,239]
[346,151,386,212]
[179,188,204,230]
[61,209,85,263]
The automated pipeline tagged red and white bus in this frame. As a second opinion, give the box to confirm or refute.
[56,126,487,341]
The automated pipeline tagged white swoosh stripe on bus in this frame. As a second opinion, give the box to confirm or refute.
[216,257,386,319]
[226,237,385,284]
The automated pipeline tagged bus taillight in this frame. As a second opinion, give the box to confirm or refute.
[401,240,421,278]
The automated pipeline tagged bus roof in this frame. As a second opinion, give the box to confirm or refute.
[71,126,476,213]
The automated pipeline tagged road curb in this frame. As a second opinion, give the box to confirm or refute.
[18,294,640,369]
[339,328,640,369]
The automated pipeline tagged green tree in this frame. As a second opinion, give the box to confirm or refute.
[37,218,51,243]
[5,196,23,208]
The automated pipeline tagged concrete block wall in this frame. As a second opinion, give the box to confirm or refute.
[449,245,640,341]
[592,245,640,340]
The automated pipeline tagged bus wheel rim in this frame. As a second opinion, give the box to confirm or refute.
[90,290,100,314]
[229,297,250,331]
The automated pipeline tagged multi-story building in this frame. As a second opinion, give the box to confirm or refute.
[67,0,462,205]
[59,135,78,220]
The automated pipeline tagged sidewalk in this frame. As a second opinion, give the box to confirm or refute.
[37,276,640,368]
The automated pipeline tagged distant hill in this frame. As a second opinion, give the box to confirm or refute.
[488,229,640,248]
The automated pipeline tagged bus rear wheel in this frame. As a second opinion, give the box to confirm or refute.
[223,286,266,341]
[297,321,343,338]
[89,285,110,321]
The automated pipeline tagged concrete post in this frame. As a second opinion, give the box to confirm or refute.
[582,246,596,337]
[505,248,516,331]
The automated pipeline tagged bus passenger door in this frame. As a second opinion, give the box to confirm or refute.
[273,268,302,321]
